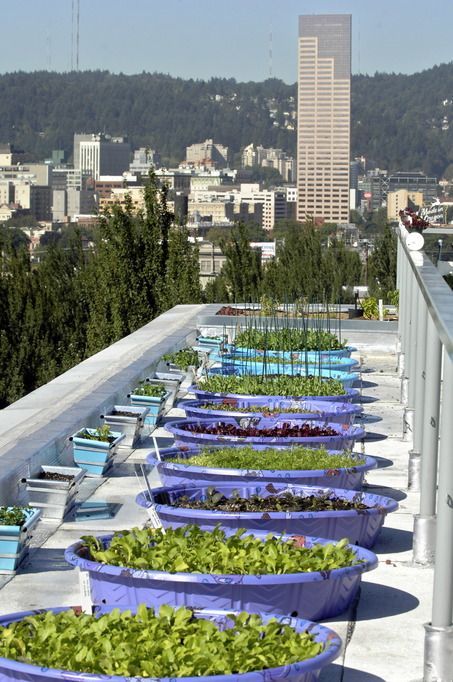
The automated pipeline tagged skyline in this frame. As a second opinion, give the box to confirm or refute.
[0,0,452,82]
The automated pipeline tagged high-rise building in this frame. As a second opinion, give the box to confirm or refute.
[185,139,229,169]
[74,133,131,180]
[297,14,351,224]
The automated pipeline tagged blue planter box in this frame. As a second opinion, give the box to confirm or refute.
[129,392,169,427]
[71,429,124,477]
[0,606,341,682]
[65,531,377,621]
[0,507,41,573]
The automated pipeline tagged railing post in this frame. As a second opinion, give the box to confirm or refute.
[413,312,442,564]
[408,289,427,491]
[424,351,453,681]
[397,242,407,378]
[403,266,417,439]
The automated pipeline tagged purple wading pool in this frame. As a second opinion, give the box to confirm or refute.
[137,482,398,548]
[64,531,377,621]
[180,398,363,427]
[0,606,341,682]
[190,385,360,404]
[164,418,365,451]
[146,445,377,490]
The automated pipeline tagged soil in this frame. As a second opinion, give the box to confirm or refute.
[216,305,353,319]
[182,422,339,438]
[39,472,75,482]
[215,306,398,321]
[110,410,140,418]
[172,490,372,512]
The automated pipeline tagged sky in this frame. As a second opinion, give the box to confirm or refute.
[0,0,451,82]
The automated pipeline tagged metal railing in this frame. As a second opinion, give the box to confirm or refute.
[397,225,453,681]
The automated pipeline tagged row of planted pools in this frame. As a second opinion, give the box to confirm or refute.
[0,331,398,681]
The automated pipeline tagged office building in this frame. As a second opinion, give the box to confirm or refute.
[387,172,438,204]
[74,133,131,180]
[297,14,351,224]
[186,139,229,169]
[387,190,424,221]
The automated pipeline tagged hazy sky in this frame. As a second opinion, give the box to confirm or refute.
[1,0,451,82]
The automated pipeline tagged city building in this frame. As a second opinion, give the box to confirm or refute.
[188,199,234,224]
[98,186,145,213]
[198,241,227,287]
[241,144,296,183]
[129,147,161,174]
[0,143,26,166]
[386,171,438,204]
[297,14,351,224]
[387,189,424,221]
[358,172,386,212]
[185,139,229,169]
[74,133,131,180]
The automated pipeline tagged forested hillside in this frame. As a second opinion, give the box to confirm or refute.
[2,63,453,175]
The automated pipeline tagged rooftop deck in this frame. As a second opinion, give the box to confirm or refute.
[0,315,431,682]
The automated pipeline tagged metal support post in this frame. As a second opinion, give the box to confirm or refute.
[413,314,442,565]
[408,298,427,491]
[403,272,417,439]
[401,259,413,408]
[424,352,453,681]
[397,249,407,377]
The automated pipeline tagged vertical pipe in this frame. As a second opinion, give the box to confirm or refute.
[413,299,427,453]
[408,272,419,407]
[398,245,406,349]
[431,350,453,627]
[403,259,413,372]
[419,315,442,518]
[413,312,441,565]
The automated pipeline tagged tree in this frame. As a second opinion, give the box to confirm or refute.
[367,224,397,298]
[219,223,262,302]
[161,226,201,309]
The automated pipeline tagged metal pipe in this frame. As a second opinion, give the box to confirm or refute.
[431,350,453,628]
[413,298,427,454]
[408,269,419,407]
[413,312,442,565]
[420,314,442,518]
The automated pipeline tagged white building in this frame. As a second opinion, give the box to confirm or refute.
[74,133,131,180]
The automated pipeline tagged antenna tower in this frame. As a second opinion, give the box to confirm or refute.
[76,0,80,71]
[71,0,74,70]
[269,30,273,79]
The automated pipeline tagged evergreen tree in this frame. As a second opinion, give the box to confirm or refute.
[368,224,397,298]
[219,223,262,302]
[161,226,202,309]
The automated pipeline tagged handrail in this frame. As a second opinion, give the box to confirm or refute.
[398,226,453,362]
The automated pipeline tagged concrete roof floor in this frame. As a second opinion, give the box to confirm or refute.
[0,337,430,682]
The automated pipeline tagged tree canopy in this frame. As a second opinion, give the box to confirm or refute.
[0,176,201,407]
[2,64,453,175]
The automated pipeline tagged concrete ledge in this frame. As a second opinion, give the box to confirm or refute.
[0,304,208,504]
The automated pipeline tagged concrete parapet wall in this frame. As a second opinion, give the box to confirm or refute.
[0,304,208,505]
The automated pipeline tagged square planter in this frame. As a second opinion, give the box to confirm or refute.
[153,374,184,409]
[0,507,41,574]
[70,429,124,477]
[101,405,149,448]
[25,466,85,521]
[129,389,169,429]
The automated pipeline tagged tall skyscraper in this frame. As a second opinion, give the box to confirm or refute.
[297,14,351,224]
